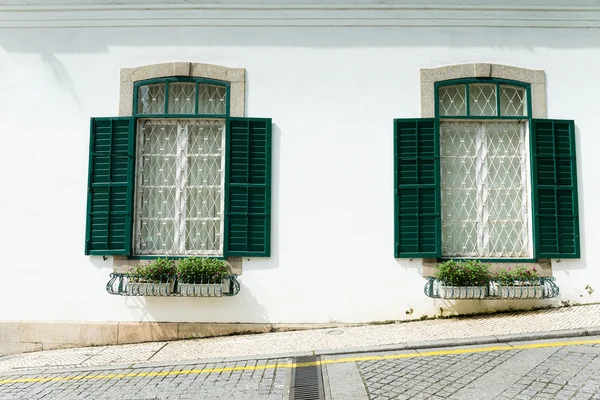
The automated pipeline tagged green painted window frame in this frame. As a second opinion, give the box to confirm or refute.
[434,78,537,262]
[133,76,231,119]
[130,77,231,259]
[435,78,532,120]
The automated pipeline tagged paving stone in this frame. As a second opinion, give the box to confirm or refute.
[353,341,600,399]
[0,358,291,400]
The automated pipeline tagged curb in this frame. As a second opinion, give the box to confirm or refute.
[317,327,600,357]
[2,327,600,377]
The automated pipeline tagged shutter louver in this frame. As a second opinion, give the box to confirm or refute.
[85,117,135,255]
[532,119,580,258]
[225,118,272,257]
[394,119,441,258]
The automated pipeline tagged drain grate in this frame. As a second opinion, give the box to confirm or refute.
[289,356,325,400]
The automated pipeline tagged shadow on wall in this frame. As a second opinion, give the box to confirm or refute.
[238,123,282,271]
[117,282,269,324]
[2,27,600,55]
[550,125,587,274]
[88,254,270,323]
[432,298,560,318]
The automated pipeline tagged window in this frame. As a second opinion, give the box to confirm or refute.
[439,81,531,258]
[394,76,580,260]
[134,80,227,256]
[85,75,272,258]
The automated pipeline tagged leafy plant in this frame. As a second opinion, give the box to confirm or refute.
[493,266,540,285]
[435,260,491,286]
[129,258,177,282]
[177,257,229,284]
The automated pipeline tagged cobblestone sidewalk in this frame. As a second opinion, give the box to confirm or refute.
[0,358,291,400]
[1,304,600,373]
[4,339,600,399]
[356,342,600,399]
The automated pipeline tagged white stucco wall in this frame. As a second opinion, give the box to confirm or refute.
[0,3,599,324]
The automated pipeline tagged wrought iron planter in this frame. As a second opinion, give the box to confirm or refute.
[126,279,175,296]
[106,274,240,297]
[425,277,559,300]
[489,283,545,299]
[438,285,488,299]
[178,280,230,297]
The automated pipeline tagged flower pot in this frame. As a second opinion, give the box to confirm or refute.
[177,281,226,297]
[438,285,488,299]
[126,279,175,296]
[492,283,544,299]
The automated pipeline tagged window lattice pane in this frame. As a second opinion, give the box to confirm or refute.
[135,119,225,255]
[469,84,497,116]
[441,122,478,257]
[438,85,466,116]
[441,121,530,258]
[137,84,166,114]
[198,84,226,114]
[185,122,224,252]
[485,123,529,256]
[168,83,196,114]
[500,85,527,116]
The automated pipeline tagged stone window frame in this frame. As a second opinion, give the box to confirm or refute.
[113,62,245,274]
[119,62,245,117]
[420,63,546,118]
[419,63,552,277]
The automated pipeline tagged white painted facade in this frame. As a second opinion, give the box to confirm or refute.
[1,0,599,326]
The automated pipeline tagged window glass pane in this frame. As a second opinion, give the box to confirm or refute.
[500,85,527,116]
[469,83,497,116]
[137,84,166,114]
[168,82,196,114]
[441,121,530,258]
[485,122,529,257]
[438,85,466,116]
[186,120,224,253]
[198,84,226,114]
[135,119,225,256]
[441,122,478,257]
[135,120,178,254]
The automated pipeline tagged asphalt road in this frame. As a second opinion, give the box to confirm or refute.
[2,337,600,399]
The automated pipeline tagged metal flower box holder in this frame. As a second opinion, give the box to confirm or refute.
[106,274,241,297]
[424,277,559,300]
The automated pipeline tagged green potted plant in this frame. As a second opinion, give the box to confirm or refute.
[435,260,491,299]
[126,258,177,296]
[176,257,230,296]
[491,266,543,299]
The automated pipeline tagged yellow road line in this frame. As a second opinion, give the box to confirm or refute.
[2,338,599,385]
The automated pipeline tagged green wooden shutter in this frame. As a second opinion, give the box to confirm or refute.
[225,117,272,257]
[394,119,441,258]
[85,117,135,255]
[532,119,580,258]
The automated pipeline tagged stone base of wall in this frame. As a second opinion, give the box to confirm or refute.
[0,321,354,356]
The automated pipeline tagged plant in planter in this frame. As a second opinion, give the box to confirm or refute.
[176,257,229,297]
[435,260,491,299]
[491,266,543,299]
[126,258,177,296]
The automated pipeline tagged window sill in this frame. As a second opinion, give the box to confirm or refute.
[421,258,553,278]
[112,255,243,276]
[437,258,538,263]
